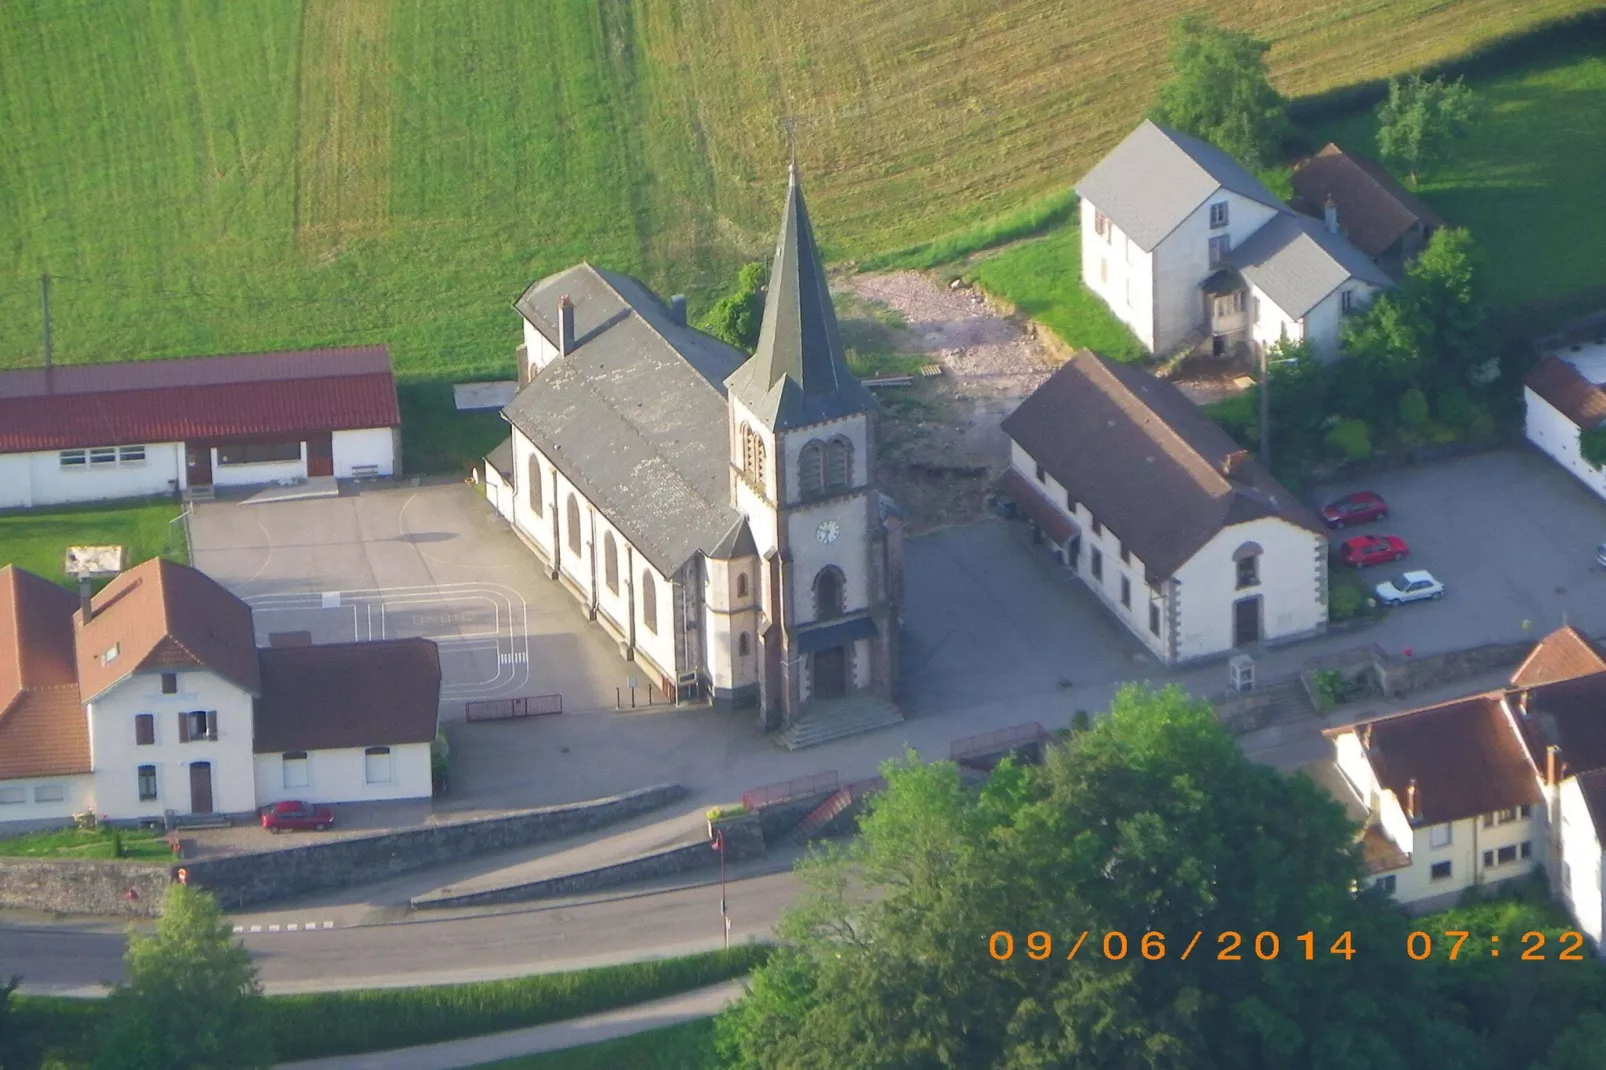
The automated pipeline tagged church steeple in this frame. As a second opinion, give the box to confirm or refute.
[726,165,877,431]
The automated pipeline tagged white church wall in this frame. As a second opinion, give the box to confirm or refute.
[509,432,556,564]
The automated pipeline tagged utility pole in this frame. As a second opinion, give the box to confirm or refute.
[40,273,53,369]
[1258,341,1270,472]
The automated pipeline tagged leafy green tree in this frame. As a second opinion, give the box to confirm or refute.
[0,975,42,1070]
[697,262,768,352]
[1149,16,1288,168]
[1398,388,1429,429]
[1376,75,1481,186]
[719,685,1467,1069]
[1538,1011,1606,1070]
[94,884,271,1070]
[1325,418,1372,461]
[1260,338,1330,470]
[1580,427,1606,469]
[1402,228,1487,376]
[1342,291,1427,385]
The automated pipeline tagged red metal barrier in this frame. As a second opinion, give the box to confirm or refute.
[741,771,840,812]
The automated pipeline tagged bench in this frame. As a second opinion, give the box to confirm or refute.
[171,813,231,831]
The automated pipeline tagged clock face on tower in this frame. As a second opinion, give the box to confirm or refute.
[816,519,840,544]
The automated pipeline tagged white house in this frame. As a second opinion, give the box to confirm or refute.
[0,559,440,831]
[483,166,905,739]
[1075,120,1393,362]
[0,346,401,509]
[997,349,1328,664]
[1524,347,1606,502]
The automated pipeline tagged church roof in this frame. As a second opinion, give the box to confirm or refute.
[504,264,748,576]
[725,165,878,432]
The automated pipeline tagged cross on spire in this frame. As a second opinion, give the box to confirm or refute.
[779,115,801,170]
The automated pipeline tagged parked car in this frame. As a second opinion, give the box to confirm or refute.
[1321,491,1389,529]
[1374,570,1445,606]
[261,801,334,833]
[1339,534,1409,568]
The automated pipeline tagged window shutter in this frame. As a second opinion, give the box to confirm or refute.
[206,711,218,740]
[177,711,190,743]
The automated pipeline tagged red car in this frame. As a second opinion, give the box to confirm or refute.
[1321,491,1389,529]
[1339,534,1409,567]
[261,801,334,833]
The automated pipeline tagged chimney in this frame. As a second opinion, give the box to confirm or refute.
[1361,723,1373,750]
[1548,744,1561,787]
[78,575,94,624]
[557,295,575,358]
[1405,778,1418,820]
[1324,195,1339,234]
[1517,690,1530,719]
[1220,449,1251,480]
[669,294,687,326]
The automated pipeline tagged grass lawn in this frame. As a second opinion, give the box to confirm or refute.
[0,825,171,861]
[3,4,1598,471]
[467,1017,718,1070]
[0,498,186,585]
[1303,51,1606,316]
[961,225,1145,362]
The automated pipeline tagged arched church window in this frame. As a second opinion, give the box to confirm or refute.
[642,571,658,634]
[567,495,582,555]
[825,438,851,490]
[527,457,543,517]
[742,426,766,491]
[813,566,845,621]
[738,632,751,657]
[736,573,749,599]
[799,442,824,497]
[604,532,619,594]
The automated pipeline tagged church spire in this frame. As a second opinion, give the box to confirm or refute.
[726,166,876,431]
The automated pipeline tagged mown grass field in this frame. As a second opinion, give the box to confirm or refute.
[0,498,186,585]
[1,2,1601,468]
[0,825,171,860]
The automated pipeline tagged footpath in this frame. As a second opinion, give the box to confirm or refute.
[274,978,746,1070]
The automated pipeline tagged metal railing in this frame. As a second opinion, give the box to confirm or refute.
[741,771,840,812]
[465,694,563,722]
[950,722,1049,761]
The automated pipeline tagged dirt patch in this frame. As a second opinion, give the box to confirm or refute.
[835,271,1057,533]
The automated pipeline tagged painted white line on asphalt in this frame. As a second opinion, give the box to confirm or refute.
[322,921,334,929]
[287,923,298,931]
[249,925,262,933]
[268,924,280,933]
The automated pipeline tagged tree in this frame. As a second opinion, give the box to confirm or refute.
[697,262,768,352]
[1341,290,1428,385]
[1402,228,1487,376]
[1376,75,1481,187]
[1259,338,1330,472]
[0,975,42,1070]
[94,884,271,1070]
[718,685,1469,1069]
[1149,16,1288,168]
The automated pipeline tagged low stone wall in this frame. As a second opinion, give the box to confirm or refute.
[182,784,686,909]
[0,859,172,917]
[1213,692,1278,734]
[1375,639,1534,698]
[414,840,718,909]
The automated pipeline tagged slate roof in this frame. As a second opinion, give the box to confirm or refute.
[0,567,90,779]
[1355,693,1541,826]
[505,263,749,576]
[0,347,398,453]
[999,350,1324,580]
[485,439,514,481]
[1574,769,1606,840]
[1511,626,1606,689]
[1233,213,1395,319]
[256,639,441,753]
[76,559,260,702]
[1074,120,1288,252]
[1511,673,1606,780]
[1525,355,1606,429]
[726,165,878,431]
[1290,144,1444,259]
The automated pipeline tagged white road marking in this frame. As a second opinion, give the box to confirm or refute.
[268,924,280,932]
[249,925,262,933]
[286,923,298,931]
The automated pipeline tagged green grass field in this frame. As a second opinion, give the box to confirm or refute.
[3,1,1600,471]
[0,498,186,585]
[0,825,171,861]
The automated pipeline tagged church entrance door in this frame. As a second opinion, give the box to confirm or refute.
[812,647,847,700]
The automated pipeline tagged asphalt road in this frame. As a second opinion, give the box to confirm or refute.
[0,870,799,996]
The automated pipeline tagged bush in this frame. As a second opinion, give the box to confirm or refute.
[1435,384,1475,430]
[706,804,746,822]
[1397,388,1429,428]
[1468,408,1499,443]
[1324,418,1372,461]
[1329,572,1372,622]
[1204,392,1257,448]
[1071,710,1092,733]
[1312,669,1347,711]
[1581,427,1606,469]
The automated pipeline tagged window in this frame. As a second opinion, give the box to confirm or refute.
[89,447,117,466]
[1252,297,1261,325]
[1065,491,1076,512]
[603,533,619,594]
[33,785,64,804]
[527,457,543,516]
[1232,291,1246,312]
[814,567,845,621]
[1208,235,1230,267]
[102,643,120,665]
[825,439,851,490]
[1234,542,1262,589]
[1120,576,1131,609]
[1521,840,1532,859]
[1340,289,1356,314]
[641,572,657,634]
[137,765,158,801]
[1486,844,1518,867]
[566,495,582,555]
[1429,824,1452,848]
[283,751,309,789]
[1090,547,1103,581]
[1119,545,1130,565]
[1099,258,1108,284]
[179,710,216,742]
[1149,603,1161,636]
[1430,860,1453,881]
[742,427,767,492]
[1091,519,1103,538]
[119,445,146,464]
[1094,211,1109,239]
[217,441,301,466]
[1209,201,1229,228]
[736,574,749,600]
[1279,321,1289,342]
[0,787,22,805]
[135,714,155,746]
[59,449,86,468]
[1034,463,1045,483]
[161,673,178,694]
[1375,874,1397,894]
[799,443,825,497]
[364,746,393,785]
[1520,804,1532,819]
[738,632,751,657]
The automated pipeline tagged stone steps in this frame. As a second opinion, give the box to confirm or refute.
[776,697,905,751]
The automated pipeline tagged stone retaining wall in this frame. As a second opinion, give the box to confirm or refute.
[1375,639,1533,698]
[182,784,686,909]
[0,859,172,917]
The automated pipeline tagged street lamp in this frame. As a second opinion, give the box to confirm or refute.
[711,830,729,950]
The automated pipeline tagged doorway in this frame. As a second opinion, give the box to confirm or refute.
[306,433,334,478]
[185,444,212,488]
[1233,596,1262,647]
[812,647,847,700]
[188,762,214,814]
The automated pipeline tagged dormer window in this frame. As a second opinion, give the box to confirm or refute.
[102,644,120,665]
[1209,201,1229,229]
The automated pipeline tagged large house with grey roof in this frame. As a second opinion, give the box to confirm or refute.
[483,167,903,736]
[1075,120,1393,362]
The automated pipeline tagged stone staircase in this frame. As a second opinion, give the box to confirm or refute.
[1257,678,1316,723]
[776,694,905,751]
[788,777,888,845]
[1155,326,1211,378]
[182,484,216,503]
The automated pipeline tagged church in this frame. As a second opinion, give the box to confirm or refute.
[483,167,904,733]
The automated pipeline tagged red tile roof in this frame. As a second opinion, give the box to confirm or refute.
[996,467,1079,544]
[1290,143,1444,259]
[1525,355,1606,430]
[0,347,399,453]
[0,567,90,778]
[1511,626,1606,689]
[256,639,442,753]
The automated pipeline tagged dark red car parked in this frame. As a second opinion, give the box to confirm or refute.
[261,800,334,833]
[1321,491,1389,529]
[1339,534,1409,568]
